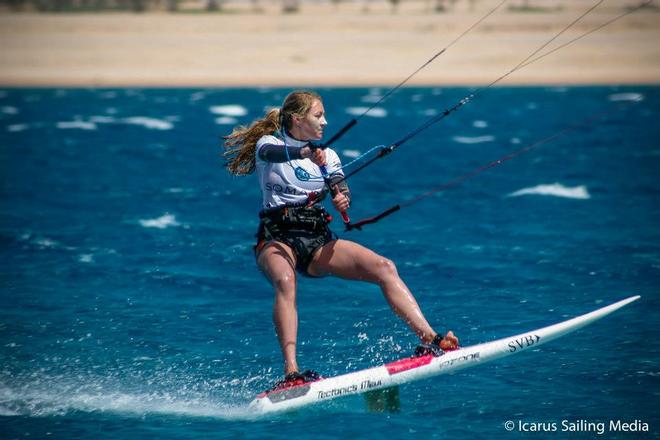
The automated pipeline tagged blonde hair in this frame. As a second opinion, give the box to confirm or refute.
[223,90,322,176]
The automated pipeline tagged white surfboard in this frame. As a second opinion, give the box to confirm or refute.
[249,295,640,415]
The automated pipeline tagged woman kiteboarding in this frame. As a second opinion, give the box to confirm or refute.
[224,90,458,390]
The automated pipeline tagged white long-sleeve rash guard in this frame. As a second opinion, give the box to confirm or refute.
[255,132,347,210]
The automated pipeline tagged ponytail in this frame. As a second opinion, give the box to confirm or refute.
[223,108,280,176]
[222,90,322,176]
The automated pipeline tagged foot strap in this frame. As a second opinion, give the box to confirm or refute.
[431,334,444,346]
[413,334,448,357]
[272,370,322,391]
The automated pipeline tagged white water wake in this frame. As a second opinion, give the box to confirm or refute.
[0,378,257,420]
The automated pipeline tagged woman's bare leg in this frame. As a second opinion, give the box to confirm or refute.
[308,239,458,348]
[257,241,300,375]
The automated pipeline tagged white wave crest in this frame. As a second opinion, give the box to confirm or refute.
[360,94,382,103]
[215,116,238,125]
[139,214,180,229]
[452,135,495,144]
[346,107,387,118]
[123,117,173,130]
[18,233,66,250]
[65,116,173,130]
[190,91,206,102]
[508,183,590,199]
[1,106,19,115]
[342,149,361,158]
[209,105,248,117]
[56,121,97,130]
[7,124,29,133]
[608,93,644,102]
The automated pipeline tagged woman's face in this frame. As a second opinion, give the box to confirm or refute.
[292,99,327,141]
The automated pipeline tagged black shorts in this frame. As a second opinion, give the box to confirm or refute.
[254,205,337,276]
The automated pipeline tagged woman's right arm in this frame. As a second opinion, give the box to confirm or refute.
[257,143,309,163]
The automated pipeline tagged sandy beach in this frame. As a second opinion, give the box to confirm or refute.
[1,0,659,87]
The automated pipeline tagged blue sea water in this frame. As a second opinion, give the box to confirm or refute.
[0,86,659,439]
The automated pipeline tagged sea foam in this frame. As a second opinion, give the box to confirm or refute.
[210,105,248,117]
[1,105,19,115]
[0,380,253,420]
[139,214,180,229]
[342,149,361,158]
[361,93,383,103]
[122,117,173,130]
[57,121,97,130]
[608,93,644,102]
[346,107,387,118]
[215,116,238,125]
[452,135,495,144]
[60,116,174,130]
[7,124,29,133]
[508,183,590,199]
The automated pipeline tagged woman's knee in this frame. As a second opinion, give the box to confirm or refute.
[257,243,297,298]
[372,256,399,282]
[272,272,297,300]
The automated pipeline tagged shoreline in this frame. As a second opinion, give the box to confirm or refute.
[1,2,659,87]
[1,81,658,88]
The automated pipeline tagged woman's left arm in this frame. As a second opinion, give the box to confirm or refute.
[328,173,351,205]
[325,148,350,201]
